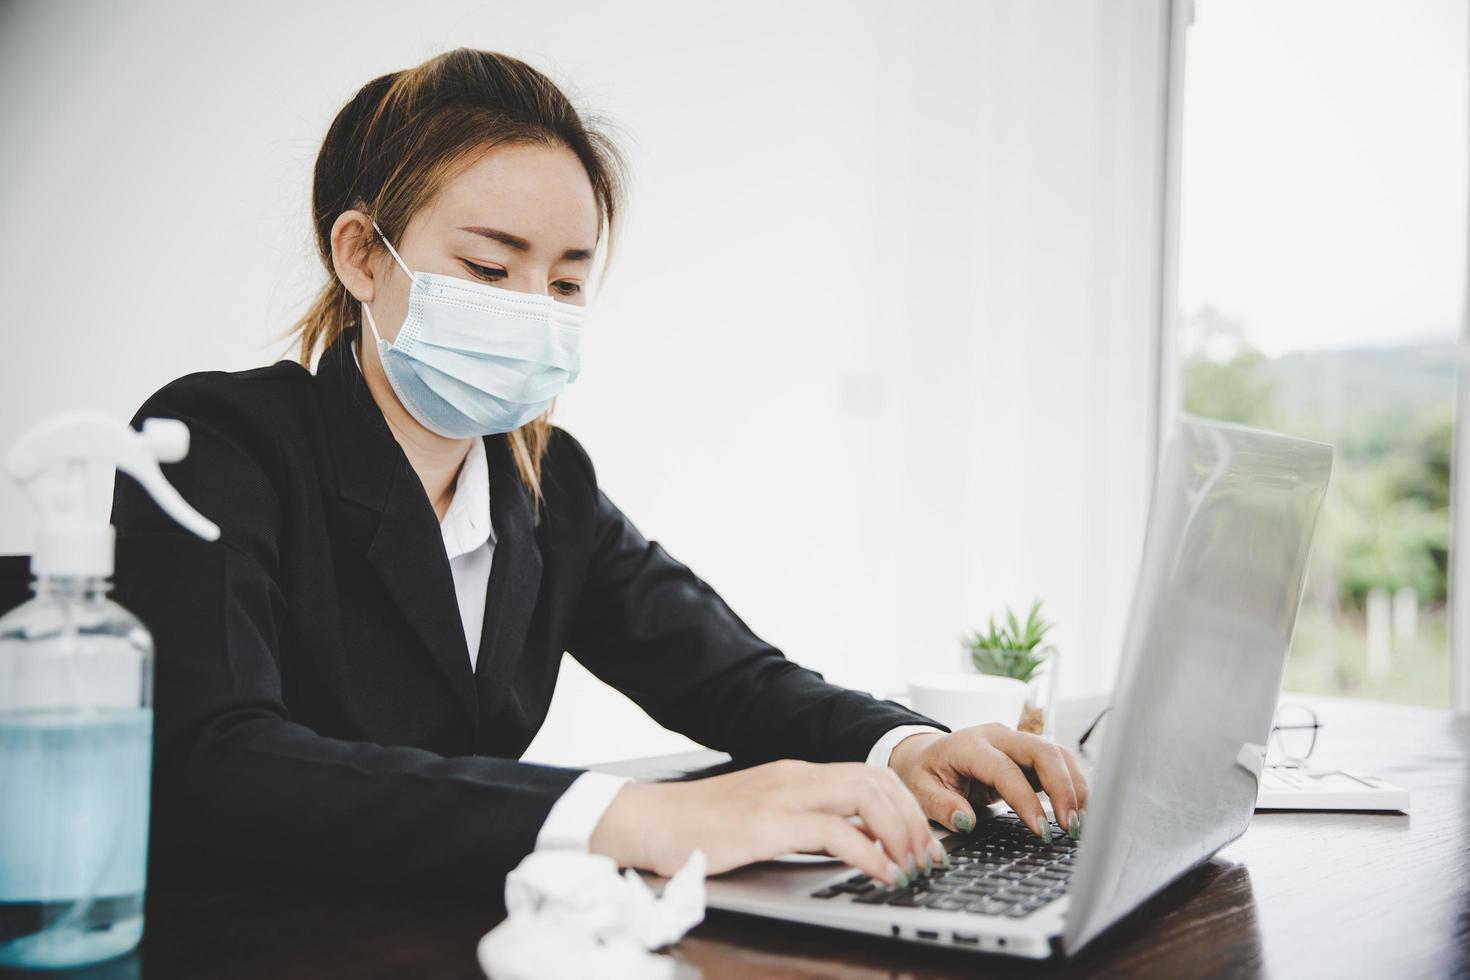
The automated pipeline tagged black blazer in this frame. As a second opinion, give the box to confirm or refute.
[109,331,944,898]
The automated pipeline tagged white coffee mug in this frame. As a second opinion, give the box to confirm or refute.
[905,672,1029,732]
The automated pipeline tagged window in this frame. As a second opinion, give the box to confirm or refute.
[1171,0,1468,706]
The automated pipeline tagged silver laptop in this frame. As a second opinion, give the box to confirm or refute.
[685,416,1332,959]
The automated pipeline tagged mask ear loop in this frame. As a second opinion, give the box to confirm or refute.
[371,218,419,286]
[361,217,419,349]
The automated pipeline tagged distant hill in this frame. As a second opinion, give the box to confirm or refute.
[1258,342,1457,457]
[1270,342,1456,417]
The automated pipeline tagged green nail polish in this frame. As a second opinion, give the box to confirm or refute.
[1037,819,1053,843]
[907,857,918,878]
[887,862,905,886]
[895,868,910,888]
[939,849,952,868]
[1078,809,1087,840]
[921,854,932,875]
[1067,811,1081,841]
[954,811,974,833]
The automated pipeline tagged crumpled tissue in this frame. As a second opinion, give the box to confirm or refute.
[476,848,707,980]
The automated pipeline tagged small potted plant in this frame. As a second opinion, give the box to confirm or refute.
[962,599,1059,738]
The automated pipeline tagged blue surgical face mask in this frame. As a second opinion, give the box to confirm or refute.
[359,218,585,438]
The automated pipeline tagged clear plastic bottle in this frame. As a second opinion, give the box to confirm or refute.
[0,576,154,967]
[0,412,217,969]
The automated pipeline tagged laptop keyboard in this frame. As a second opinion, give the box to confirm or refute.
[808,812,1076,919]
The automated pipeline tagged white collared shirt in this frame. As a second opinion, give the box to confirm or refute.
[439,433,494,669]
[351,338,943,854]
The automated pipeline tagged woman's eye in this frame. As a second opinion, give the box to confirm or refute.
[463,260,506,281]
[464,261,580,298]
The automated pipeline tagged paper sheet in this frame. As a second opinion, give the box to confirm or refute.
[477,848,707,979]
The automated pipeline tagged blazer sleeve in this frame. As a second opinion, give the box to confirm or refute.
[110,379,583,898]
[560,433,949,766]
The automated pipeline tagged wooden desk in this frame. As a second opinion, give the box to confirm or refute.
[15,696,1468,979]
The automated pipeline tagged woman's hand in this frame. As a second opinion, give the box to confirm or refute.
[887,724,1089,841]
[588,759,949,887]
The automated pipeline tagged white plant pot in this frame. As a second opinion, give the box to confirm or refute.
[960,645,1059,739]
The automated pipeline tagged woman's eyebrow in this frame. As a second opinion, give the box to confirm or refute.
[457,226,594,261]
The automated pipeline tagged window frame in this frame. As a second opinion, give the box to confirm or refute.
[1157,0,1470,711]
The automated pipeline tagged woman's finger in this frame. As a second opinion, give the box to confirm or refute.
[1017,734,1076,828]
[906,765,979,836]
[879,766,949,871]
[969,741,1050,839]
[847,770,925,877]
[994,731,1080,832]
[1061,745,1090,813]
[795,813,905,886]
[806,764,925,878]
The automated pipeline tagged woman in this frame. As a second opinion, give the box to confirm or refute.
[110,48,1087,901]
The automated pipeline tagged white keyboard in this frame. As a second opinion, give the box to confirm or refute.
[1255,766,1410,813]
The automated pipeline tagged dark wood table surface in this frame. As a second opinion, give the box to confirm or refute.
[8,694,1466,979]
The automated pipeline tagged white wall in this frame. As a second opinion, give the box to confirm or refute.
[0,0,1166,767]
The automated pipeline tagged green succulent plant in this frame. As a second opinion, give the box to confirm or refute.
[963,599,1053,682]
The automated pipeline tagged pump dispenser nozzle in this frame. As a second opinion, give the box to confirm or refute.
[6,410,220,578]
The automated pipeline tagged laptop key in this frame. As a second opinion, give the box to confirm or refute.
[886,890,935,908]
[853,889,897,905]
[809,886,842,899]
[952,869,999,882]
[957,877,1000,888]
[929,897,969,911]
[957,889,999,903]
[965,900,1011,915]
[957,878,1002,890]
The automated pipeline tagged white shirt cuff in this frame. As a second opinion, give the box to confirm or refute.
[534,771,634,852]
[865,725,947,769]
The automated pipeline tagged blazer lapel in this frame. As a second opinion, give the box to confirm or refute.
[365,470,479,730]
[473,434,543,735]
[314,334,479,734]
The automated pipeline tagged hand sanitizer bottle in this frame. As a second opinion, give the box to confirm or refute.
[0,411,219,969]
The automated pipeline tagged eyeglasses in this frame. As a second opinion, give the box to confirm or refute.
[1266,702,1323,767]
[1077,701,1323,767]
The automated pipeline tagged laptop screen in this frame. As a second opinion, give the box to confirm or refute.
[1063,416,1332,954]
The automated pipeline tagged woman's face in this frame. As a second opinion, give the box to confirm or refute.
[342,140,601,348]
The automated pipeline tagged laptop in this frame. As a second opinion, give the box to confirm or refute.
[678,416,1333,958]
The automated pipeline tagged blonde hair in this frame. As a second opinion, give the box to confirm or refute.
[284,48,628,510]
